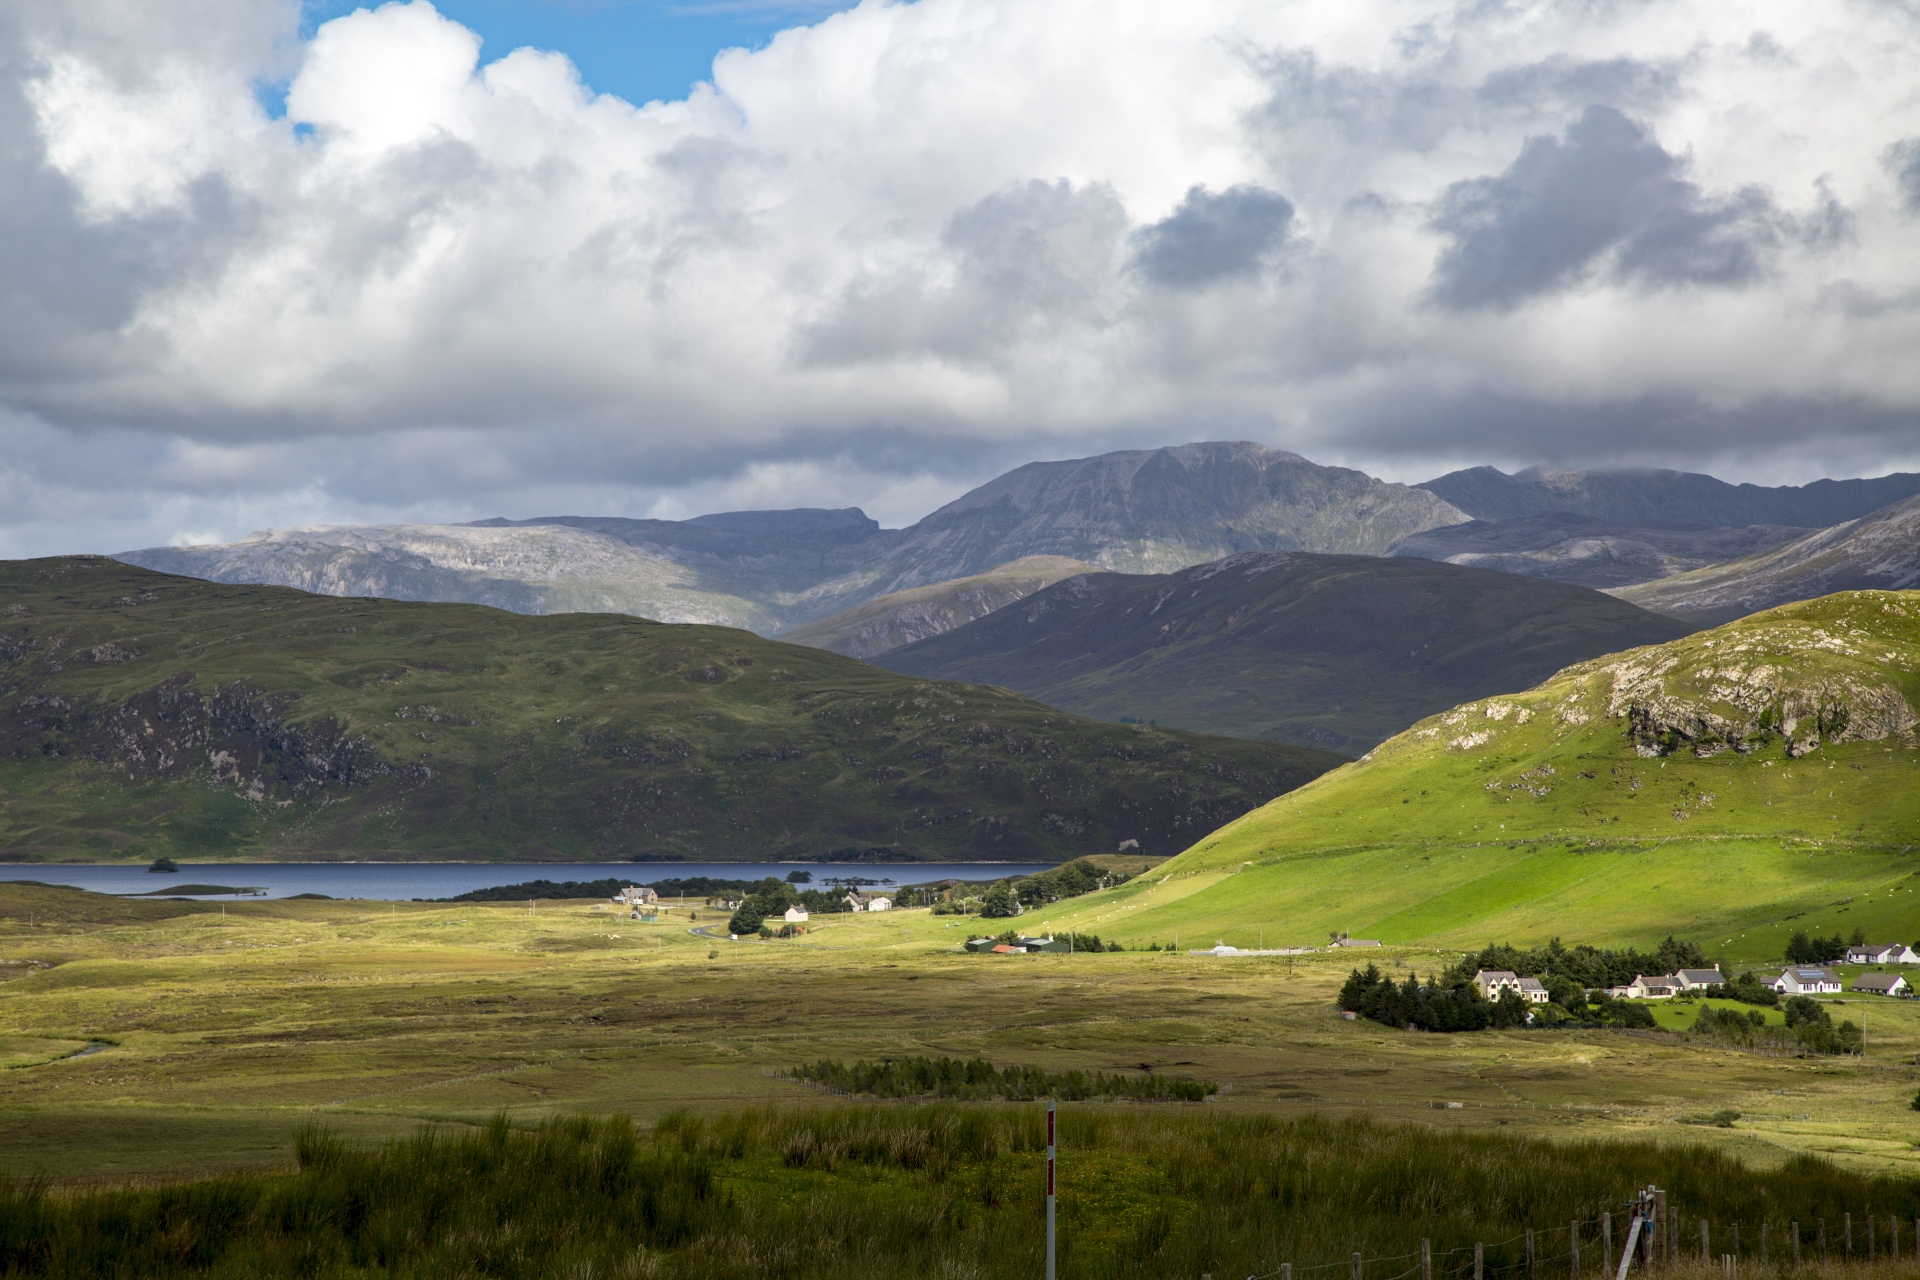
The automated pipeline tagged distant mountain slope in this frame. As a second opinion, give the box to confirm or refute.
[1418,465,1920,526]
[0,559,1340,863]
[1388,514,1813,588]
[116,442,1470,631]
[1611,494,1920,624]
[778,556,1096,658]
[856,442,1468,595]
[119,524,778,631]
[1040,590,1920,953]
[877,552,1691,755]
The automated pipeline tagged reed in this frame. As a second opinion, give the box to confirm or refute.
[4,1107,1918,1278]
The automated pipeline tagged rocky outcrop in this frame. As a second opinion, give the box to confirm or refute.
[6,673,393,800]
[1388,514,1812,589]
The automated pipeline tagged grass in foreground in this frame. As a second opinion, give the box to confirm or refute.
[7,1108,1920,1279]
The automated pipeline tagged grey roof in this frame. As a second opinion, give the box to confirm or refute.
[1852,973,1906,991]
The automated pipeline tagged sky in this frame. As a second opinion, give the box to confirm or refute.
[3,0,1920,555]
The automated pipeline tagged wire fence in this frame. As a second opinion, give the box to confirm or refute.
[1234,1195,1920,1280]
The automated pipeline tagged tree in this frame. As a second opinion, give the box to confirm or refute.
[148,857,178,874]
[1850,926,1867,946]
[979,881,1021,918]
[728,903,765,936]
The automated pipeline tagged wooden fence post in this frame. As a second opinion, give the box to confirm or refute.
[1352,1250,1362,1280]
[1892,1214,1900,1261]
[1791,1221,1800,1270]
[1571,1219,1579,1279]
[1845,1212,1852,1259]
[1870,1210,1877,1264]
[1475,1241,1484,1280]
[1818,1218,1827,1264]
[1655,1191,1668,1267]
[1700,1218,1709,1263]
[1603,1212,1613,1273]
[1527,1227,1536,1279]
[1422,1238,1432,1280]
[1760,1222,1768,1265]
[1282,1265,1292,1280]
[1730,1223,1739,1260]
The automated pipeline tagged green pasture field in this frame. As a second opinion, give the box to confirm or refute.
[1038,593,1920,953]
[6,883,1920,1188]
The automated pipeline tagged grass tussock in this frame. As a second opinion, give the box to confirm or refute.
[6,1107,1920,1279]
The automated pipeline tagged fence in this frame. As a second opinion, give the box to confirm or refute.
[1227,1190,1920,1280]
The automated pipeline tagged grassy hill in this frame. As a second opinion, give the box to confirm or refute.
[0,558,1340,863]
[778,556,1095,658]
[879,552,1691,754]
[1040,590,1920,959]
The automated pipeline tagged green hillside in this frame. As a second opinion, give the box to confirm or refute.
[1040,591,1920,959]
[880,551,1690,754]
[0,558,1340,863]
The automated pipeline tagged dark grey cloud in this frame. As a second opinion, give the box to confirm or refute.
[1130,185,1295,289]
[1428,105,1785,309]
[1887,139,1920,214]
[1478,57,1681,116]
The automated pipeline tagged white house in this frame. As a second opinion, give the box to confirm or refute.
[1673,968,1725,991]
[783,905,809,924]
[1852,972,1909,997]
[1473,970,1522,1000]
[615,885,659,906]
[1846,944,1920,965]
[1626,974,1677,999]
[1516,976,1551,1004]
[1771,966,1842,995]
[865,896,893,912]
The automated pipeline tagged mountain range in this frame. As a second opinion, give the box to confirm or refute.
[1612,493,1920,623]
[0,558,1338,862]
[116,441,1920,665]
[120,443,1468,632]
[875,552,1690,754]
[1416,464,1920,527]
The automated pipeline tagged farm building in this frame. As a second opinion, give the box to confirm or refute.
[1851,972,1909,996]
[1674,968,1725,991]
[1625,975,1677,999]
[1845,944,1920,965]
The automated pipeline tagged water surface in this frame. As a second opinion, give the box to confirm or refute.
[0,862,1057,901]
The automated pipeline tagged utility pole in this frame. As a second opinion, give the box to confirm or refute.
[1046,1099,1056,1280]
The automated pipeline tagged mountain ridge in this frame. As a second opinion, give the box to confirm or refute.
[876,551,1692,755]
[117,442,1468,633]
[1611,494,1920,623]
[1418,464,1920,527]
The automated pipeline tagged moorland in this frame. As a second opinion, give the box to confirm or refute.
[0,558,1335,863]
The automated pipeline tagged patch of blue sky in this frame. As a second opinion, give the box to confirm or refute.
[255,0,861,121]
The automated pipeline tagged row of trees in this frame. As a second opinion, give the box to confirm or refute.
[931,859,1134,919]
[1338,963,1664,1033]
[1446,936,1709,990]
[1692,997,1862,1055]
[788,1055,1215,1101]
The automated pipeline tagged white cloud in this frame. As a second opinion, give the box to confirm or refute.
[1,0,1918,554]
